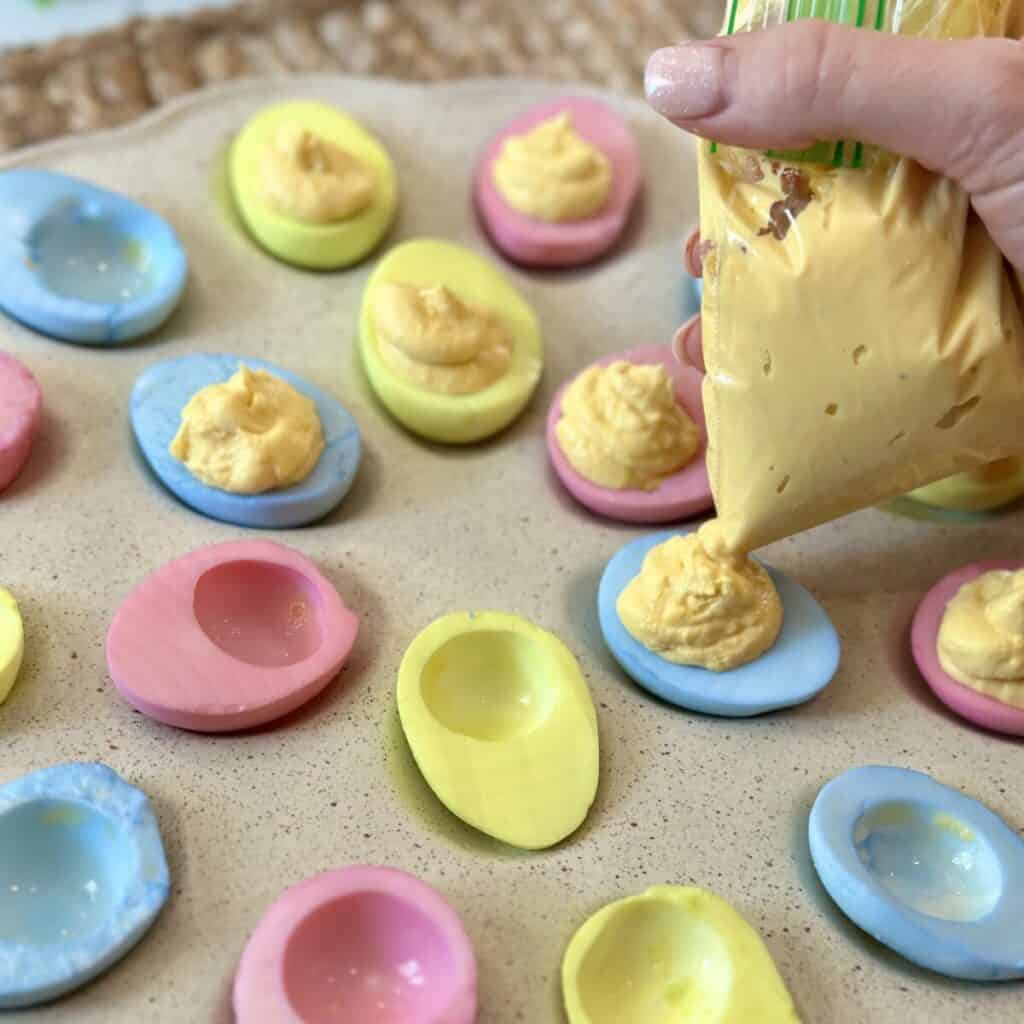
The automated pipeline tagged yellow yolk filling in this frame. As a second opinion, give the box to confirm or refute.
[493,112,612,222]
[371,282,514,396]
[170,365,324,494]
[260,121,376,224]
[617,525,783,671]
[556,361,699,491]
[938,569,1024,708]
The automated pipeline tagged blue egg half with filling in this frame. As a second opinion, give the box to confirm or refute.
[131,353,361,529]
[597,528,839,716]
[809,765,1024,981]
[0,169,186,345]
[0,762,169,1008]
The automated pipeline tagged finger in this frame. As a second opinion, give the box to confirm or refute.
[683,230,704,278]
[672,315,704,373]
[644,24,1024,206]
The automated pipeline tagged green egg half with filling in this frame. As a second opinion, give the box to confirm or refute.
[562,886,800,1024]
[359,239,543,443]
[397,611,598,850]
[907,457,1024,512]
[229,100,397,269]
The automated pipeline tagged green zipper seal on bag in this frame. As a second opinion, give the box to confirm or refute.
[711,0,887,167]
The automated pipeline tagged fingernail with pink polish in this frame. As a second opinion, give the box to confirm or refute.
[645,45,726,123]
[672,315,704,373]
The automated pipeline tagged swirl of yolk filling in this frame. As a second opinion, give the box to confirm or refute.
[555,361,699,491]
[493,112,612,222]
[371,282,514,396]
[617,524,784,671]
[169,365,324,494]
[938,569,1024,708]
[260,121,376,224]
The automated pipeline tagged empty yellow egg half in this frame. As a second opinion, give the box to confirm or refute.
[562,886,800,1024]
[397,611,598,850]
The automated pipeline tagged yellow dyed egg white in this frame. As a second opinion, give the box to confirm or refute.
[0,588,24,704]
[562,886,800,1024]
[359,239,543,443]
[397,612,598,850]
[907,458,1024,512]
[229,100,397,269]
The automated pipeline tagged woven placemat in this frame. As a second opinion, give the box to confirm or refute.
[0,0,724,152]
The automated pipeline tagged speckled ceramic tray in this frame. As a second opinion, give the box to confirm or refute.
[1,75,1021,1023]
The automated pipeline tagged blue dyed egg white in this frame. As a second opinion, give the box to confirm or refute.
[130,353,361,529]
[0,170,186,345]
[809,765,1024,980]
[0,762,169,1008]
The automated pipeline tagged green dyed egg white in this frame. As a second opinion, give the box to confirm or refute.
[907,457,1024,512]
[359,239,543,443]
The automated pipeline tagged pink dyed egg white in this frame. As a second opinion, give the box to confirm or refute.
[233,866,477,1024]
[105,540,358,732]
[0,352,42,493]
[546,345,712,524]
[911,559,1024,737]
[474,96,642,268]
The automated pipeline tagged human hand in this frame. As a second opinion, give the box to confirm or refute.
[652,21,1024,369]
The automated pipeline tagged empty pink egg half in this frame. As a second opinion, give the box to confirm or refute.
[0,352,42,493]
[911,559,1024,737]
[546,344,712,524]
[474,96,642,268]
[233,865,478,1024]
[106,540,358,732]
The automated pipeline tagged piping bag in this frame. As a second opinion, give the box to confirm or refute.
[697,0,1024,555]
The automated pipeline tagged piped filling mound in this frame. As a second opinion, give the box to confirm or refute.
[938,569,1024,708]
[371,281,513,396]
[493,112,612,222]
[556,361,698,491]
[170,365,324,494]
[617,524,783,672]
[260,122,376,224]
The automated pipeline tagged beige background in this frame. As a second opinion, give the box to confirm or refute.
[1,76,1021,1023]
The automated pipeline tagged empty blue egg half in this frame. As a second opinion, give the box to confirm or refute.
[0,762,169,1008]
[130,353,361,528]
[0,169,186,345]
[597,528,839,717]
[809,766,1024,981]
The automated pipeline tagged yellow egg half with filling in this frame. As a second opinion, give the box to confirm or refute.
[0,587,25,705]
[359,239,543,443]
[229,100,397,269]
[397,611,598,850]
[907,457,1024,512]
[562,886,800,1024]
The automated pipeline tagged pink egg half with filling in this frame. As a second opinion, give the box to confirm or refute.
[911,559,1024,737]
[0,352,42,493]
[106,540,358,732]
[474,96,642,268]
[546,344,712,524]
[233,865,478,1024]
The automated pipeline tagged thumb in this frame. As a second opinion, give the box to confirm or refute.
[645,22,1024,268]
